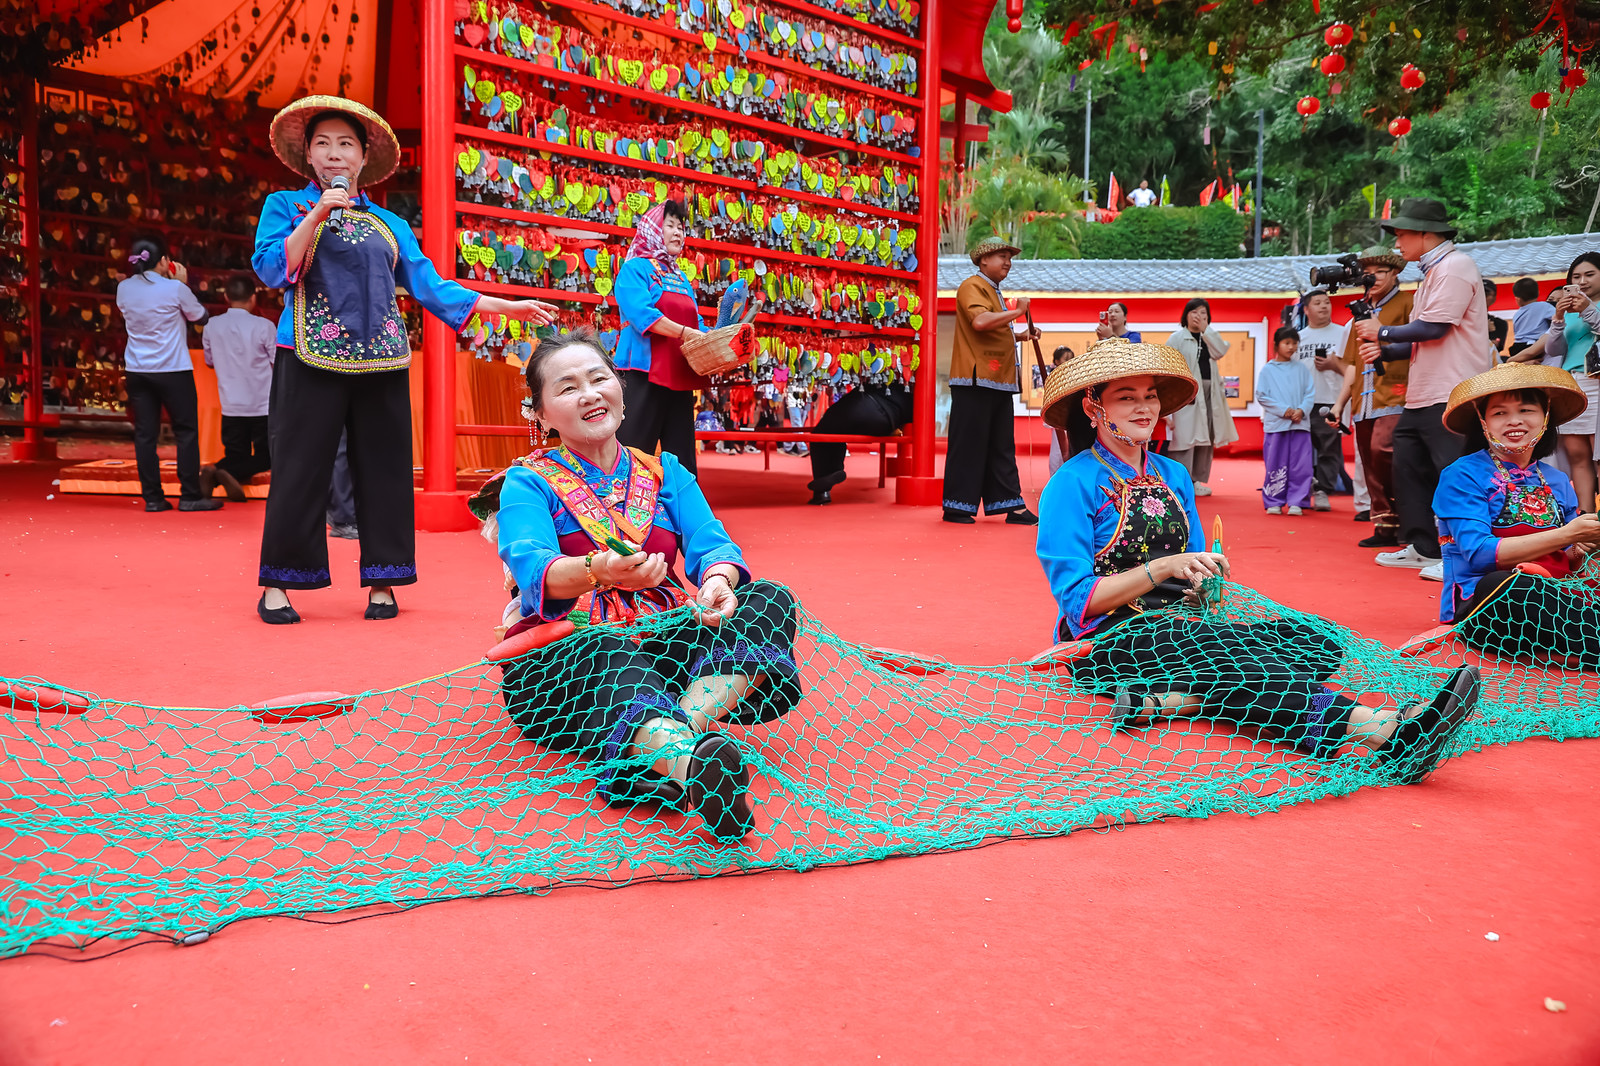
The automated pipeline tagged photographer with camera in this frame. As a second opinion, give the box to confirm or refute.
[1328,247,1413,548]
[1294,288,1350,511]
[1508,251,1600,511]
[1352,199,1491,579]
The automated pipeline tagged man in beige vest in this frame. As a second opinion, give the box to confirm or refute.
[943,236,1040,525]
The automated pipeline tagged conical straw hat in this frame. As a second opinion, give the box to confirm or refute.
[269,95,400,186]
[1443,363,1587,435]
[1040,337,1198,430]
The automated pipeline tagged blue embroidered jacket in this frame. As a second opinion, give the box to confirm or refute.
[497,448,749,621]
[252,183,481,350]
[1036,444,1204,641]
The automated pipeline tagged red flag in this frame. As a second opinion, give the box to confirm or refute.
[1107,171,1122,209]
[1198,180,1217,206]
[1233,183,1243,211]
[1381,198,1393,220]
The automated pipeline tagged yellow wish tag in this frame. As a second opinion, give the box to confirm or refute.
[519,26,533,48]
[702,31,718,51]
[540,176,555,198]
[595,277,614,296]
[564,181,585,205]
[650,68,669,91]
[654,180,667,201]
[475,80,496,103]
[727,201,744,221]
[625,190,649,212]
[712,127,731,150]
[619,60,644,85]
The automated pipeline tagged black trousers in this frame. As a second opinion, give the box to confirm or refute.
[1310,403,1346,494]
[326,430,356,527]
[258,350,415,590]
[500,581,801,791]
[216,414,271,484]
[1072,616,1358,758]
[1455,570,1600,667]
[942,384,1025,515]
[808,391,900,488]
[125,370,201,502]
[1393,403,1464,557]
[617,370,697,475]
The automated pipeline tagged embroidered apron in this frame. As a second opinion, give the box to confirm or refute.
[293,209,411,374]
[1092,455,1194,630]
[645,269,709,392]
[1489,462,1570,578]
[493,447,690,640]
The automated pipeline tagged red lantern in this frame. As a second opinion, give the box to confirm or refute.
[1324,22,1353,47]
[1563,66,1588,92]
[1531,91,1552,110]
[1319,53,1346,76]
[1297,95,1321,116]
[1388,116,1412,136]
[1400,64,1425,91]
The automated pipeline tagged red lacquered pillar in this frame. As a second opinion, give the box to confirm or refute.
[415,0,475,530]
[895,0,942,505]
[16,79,56,461]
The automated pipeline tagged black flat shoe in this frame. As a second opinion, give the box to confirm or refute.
[1358,532,1401,548]
[807,490,832,505]
[144,498,173,513]
[601,767,687,811]
[685,732,753,842]
[178,498,224,511]
[257,591,301,625]
[365,593,399,620]
[1354,510,1371,522]
[1376,665,1479,784]
[943,510,976,524]
[1006,508,1040,525]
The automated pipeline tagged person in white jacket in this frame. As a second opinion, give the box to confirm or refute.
[1164,297,1238,495]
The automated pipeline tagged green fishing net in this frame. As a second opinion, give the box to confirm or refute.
[3,579,1597,959]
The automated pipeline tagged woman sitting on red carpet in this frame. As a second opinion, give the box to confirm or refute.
[470,329,800,843]
[1432,365,1600,665]
[1035,338,1478,782]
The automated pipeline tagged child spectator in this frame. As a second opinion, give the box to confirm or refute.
[1046,344,1075,475]
[1256,326,1316,515]
[1509,277,1554,360]
[200,275,277,501]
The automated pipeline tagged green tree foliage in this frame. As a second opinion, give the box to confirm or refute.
[1078,204,1250,259]
[962,9,1600,259]
[1042,0,1562,112]
[964,161,1089,259]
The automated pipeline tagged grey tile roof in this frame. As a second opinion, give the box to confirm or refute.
[938,231,1599,295]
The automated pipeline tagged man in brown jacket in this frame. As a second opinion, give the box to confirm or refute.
[1328,246,1413,548]
[943,236,1040,525]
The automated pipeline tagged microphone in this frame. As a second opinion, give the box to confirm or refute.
[329,176,349,223]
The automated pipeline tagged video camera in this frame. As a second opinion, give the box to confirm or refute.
[1309,253,1377,320]
[1308,254,1376,297]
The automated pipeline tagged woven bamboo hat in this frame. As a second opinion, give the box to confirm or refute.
[269,95,400,186]
[1040,337,1198,430]
[1443,363,1587,435]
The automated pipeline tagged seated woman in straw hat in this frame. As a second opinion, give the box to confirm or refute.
[251,96,556,625]
[1432,364,1600,664]
[1035,337,1479,783]
[470,329,801,843]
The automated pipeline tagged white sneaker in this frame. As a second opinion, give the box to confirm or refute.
[1194,483,1213,497]
[1375,545,1438,569]
[1264,506,1282,515]
[1287,505,1303,516]
[1313,491,1331,511]
[1419,562,1444,582]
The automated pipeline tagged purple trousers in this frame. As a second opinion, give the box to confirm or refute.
[1262,430,1313,508]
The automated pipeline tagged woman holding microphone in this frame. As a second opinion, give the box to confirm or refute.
[252,95,556,624]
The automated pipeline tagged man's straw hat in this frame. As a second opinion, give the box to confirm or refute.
[1041,337,1198,430]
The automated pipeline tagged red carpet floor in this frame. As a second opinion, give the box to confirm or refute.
[1,435,1597,1065]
